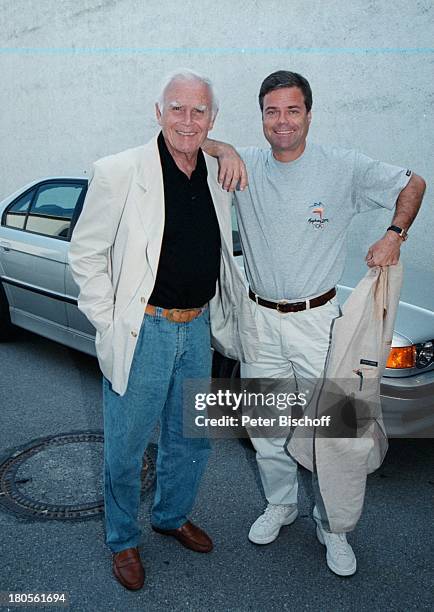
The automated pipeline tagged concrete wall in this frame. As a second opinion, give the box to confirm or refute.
[1,0,433,306]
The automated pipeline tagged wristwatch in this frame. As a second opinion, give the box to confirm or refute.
[387,225,408,241]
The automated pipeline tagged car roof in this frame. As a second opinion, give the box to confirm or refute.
[0,177,88,209]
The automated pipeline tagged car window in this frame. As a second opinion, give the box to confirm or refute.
[4,190,35,229]
[25,184,84,238]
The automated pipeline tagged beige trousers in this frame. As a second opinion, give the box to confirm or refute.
[241,296,340,505]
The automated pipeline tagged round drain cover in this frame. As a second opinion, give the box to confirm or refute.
[0,431,155,520]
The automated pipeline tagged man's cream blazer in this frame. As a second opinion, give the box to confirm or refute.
[69,135,258,396]
[287,263,403,532]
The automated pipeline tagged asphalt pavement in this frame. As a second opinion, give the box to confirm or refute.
[0,329,433,612]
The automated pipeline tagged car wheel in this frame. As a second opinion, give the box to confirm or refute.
[0,283,15,341]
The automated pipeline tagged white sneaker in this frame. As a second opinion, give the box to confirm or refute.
[248,504,298,544]
[315,522,357,576]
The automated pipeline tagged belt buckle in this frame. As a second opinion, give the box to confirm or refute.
[166,308,200,323]
[276,300,290,313]
[166,308,182,322]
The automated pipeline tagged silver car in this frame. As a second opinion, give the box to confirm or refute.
[1,177,433,436]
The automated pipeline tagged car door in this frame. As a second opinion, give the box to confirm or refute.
[0,180,87,343]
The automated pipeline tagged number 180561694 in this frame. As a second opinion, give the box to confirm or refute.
[0,592,68,606]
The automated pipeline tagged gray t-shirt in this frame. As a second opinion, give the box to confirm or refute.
[234,142,411,301]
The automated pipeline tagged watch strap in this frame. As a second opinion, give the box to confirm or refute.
[387,225,408,241]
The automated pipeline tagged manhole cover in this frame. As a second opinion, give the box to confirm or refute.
[0,431,155,520]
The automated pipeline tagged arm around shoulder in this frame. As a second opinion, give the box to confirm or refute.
[203,138,248,192]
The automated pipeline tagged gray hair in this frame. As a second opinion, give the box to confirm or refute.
[156,69,219,118]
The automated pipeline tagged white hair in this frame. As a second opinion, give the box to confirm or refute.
[156,69,219,118]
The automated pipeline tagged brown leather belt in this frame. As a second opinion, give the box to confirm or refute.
[249,287,336,313]
[145,304,206,323]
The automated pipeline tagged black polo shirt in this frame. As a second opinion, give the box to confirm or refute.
[148,132,221,309]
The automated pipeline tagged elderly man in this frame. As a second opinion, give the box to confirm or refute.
[204,70,426,576]
[69,70,256,590]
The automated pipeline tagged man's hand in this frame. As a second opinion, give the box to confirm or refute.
[365,231,402,267]
[217,144,248,192]
[202,138,248,192]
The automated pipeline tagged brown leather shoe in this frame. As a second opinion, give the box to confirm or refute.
[112,547,145,590]
[152,520,213,553]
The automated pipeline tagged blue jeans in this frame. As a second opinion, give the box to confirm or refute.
[103,307,212,553]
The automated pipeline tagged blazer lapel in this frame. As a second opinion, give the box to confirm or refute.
[134,136,164,232]
[132,135,165,279]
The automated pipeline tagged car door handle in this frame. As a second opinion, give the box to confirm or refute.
[0,240,11,251]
